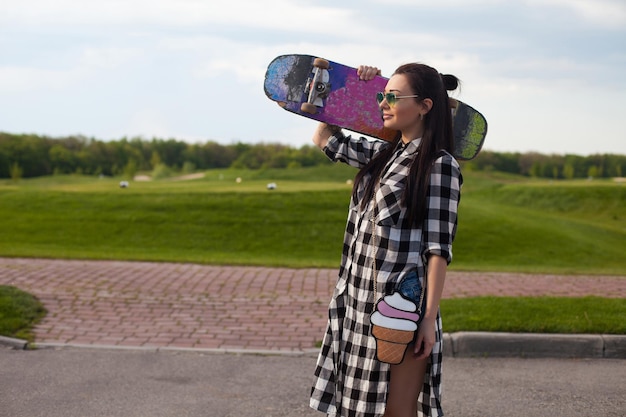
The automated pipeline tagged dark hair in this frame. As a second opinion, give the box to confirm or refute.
[353,63,459,226]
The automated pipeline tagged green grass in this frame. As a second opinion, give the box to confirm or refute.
[452,175,625,274]
[0,285,47,342]
[0,185,348,267]
[442,296,626,334]
[0,168,624,274]
[1,169,624,339]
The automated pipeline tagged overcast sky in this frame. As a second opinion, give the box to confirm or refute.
[1,0,625,155]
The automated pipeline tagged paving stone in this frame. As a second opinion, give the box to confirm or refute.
[1,258,624,355]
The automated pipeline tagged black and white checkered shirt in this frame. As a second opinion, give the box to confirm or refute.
[310,133,462,417]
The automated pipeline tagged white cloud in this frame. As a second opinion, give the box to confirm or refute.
[371,0,505,6]
[527,0,626,28]
[1,0,352,32]
[378,0,626,28]
[78,46,142,70]
[0,46,143,93]
[0,67,71,92]
[0,0,624,155]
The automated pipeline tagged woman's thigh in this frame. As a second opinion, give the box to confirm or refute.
[385,350,428,417]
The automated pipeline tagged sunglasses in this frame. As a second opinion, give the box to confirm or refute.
[376,92,420,107]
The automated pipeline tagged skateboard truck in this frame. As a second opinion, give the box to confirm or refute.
[301,58,331,114]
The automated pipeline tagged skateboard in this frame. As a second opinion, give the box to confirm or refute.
[264,54,487,160]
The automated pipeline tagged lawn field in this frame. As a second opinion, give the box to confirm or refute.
[1,167,625,337]
[1,166,624,275]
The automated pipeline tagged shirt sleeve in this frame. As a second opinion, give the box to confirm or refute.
[323,132,388,169]
[422,152,463,264]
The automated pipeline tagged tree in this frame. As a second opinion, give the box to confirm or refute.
[1,132,625,179]
[10,162,22,183]
[150,151,161,169]
[49,144,78,174]
[587,165,599,179]
[123,160,138,180]
[182,161,196,174]
[563,163,575,180]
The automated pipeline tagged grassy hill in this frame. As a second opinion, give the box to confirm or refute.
[0,166,624,275]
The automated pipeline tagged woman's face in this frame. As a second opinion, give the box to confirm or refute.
[379,74,424,141]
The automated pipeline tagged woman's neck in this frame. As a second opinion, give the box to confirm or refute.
[401,125,424,144]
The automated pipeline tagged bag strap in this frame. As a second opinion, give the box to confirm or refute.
[369,183,426,314]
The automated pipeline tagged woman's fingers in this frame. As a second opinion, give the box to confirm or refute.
[357,65,381,81]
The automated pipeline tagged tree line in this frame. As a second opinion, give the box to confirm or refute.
[1,132,624,180]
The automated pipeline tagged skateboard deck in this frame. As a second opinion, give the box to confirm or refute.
[264,54,487,160]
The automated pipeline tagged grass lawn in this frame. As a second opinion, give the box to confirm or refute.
[0,167,624,274]
[441,296,626,334]
[0,167,624,338]
[0,285,46,342]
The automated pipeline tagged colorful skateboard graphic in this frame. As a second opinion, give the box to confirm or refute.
[264,54,487,160]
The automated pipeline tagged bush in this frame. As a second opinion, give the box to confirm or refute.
[151,163,173,180]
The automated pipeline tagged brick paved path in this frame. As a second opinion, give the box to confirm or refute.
[1,258,624,352]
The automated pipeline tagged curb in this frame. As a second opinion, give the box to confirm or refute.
[2,333,625,358]
[443,332,626,359]
[0,335,28,350]
[28,342,321,357]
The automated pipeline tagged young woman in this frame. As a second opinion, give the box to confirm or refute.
[309,63,463,417]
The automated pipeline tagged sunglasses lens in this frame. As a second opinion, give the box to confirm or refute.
[376,92,397,106]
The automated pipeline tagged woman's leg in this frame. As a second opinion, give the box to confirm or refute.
[383,349,428,417]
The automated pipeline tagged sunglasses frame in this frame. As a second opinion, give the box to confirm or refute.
[376,92,420,107]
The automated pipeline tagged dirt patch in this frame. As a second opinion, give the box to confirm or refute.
[133,173,206,182]
[170,173,206,181]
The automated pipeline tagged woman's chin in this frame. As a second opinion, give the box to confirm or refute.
[382,120,396,130]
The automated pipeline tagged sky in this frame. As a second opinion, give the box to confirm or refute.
[1,0,625,156]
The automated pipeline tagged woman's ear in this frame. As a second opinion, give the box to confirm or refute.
[421,98,433,116]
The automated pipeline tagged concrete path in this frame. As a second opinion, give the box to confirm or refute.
[1,257,625,353]
[0,348,623,417]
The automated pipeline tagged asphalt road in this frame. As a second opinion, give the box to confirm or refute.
[1,347,624,417]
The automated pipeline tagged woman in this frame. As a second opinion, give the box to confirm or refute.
[309,63,463,417]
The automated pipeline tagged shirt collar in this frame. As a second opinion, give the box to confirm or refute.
[399,138,421,154]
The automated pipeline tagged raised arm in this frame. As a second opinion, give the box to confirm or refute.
[311,123,341,149]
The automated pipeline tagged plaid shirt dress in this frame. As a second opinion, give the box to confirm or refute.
[310,133,462,417]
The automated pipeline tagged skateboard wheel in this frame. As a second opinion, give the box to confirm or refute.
[313,58,330,69]
[301,102,317,114]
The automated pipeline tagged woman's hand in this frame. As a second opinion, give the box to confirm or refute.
[413,316,437,360]
[412,254,447,360]
[311,123,341,149]
[357,65,381,81]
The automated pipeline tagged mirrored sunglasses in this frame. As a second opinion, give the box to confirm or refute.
[376,92,420,107]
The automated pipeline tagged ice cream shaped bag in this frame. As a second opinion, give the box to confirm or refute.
[370,272,426,364]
